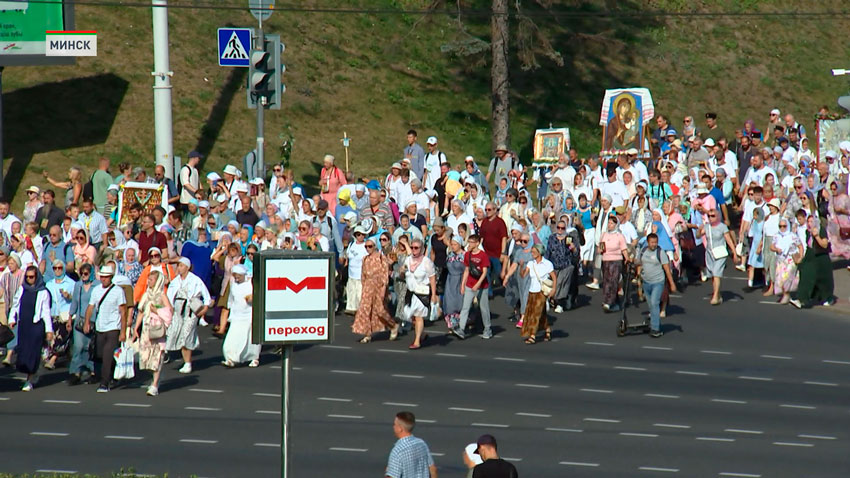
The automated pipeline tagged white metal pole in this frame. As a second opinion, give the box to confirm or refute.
[152,0,174,180]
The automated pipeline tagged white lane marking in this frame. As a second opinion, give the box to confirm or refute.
[643,345,673,351]
[780,404,817,410]
[105,435,144,440]
[773,442,814,447]
[179,439,218,444]
[804,381,838,387]
[758,301,782,305]
[114,403,152,408]
[580,388,614,394]
[639,466,679,473]
[822,359,850,365]
[585,341,614,346]
[185,407,222,411]
[392,374,424,379]
[471,422,509,428]
[430,452,445,457]
[560,461,599,467]
[36,471,77,474]
[516,383,550,389]
[719,473,762,477]
[554,361,586,366]
[701,350,732,355]
[798,434,836,440]
[584,418,620,423]
[318,397,352,402]
[495,357,526,362]
[454,379,487,384]
[449,407,484,412]
[620,432,658,438]
[697,437,736,442]
[0,397,9,401]
[253,393,281,398]
[320,345,351,350]
[503,457,522,462]
[383,402,418,407]
[712,399,748,405]
[329,447,368,452]
[645,393,679,399]
[270,365,282,369]
[327,414,364,419]
[547,428,583,433]
[417,419,437,424]
[378,349,407,354]
[190,388,223,393]
[43,400,81,404]
[654,423,691,429]
[738,376,773,381]
[30,432,69,437]
[725,429,763,435]
[330,370,363,375]
[254,443,281,447]
[616,366,647,371]
[676,370,708,376]
[436,353,467,358]
[515,412,551,418]
[292,367,302,371]
[760,354,792,360]
[256,410,281,415]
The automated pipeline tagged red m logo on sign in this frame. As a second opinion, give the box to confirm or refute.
[267,276,326,293]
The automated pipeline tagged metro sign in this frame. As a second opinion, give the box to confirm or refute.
[268,276,325,293]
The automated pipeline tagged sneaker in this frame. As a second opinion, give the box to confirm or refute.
[21,381,33,392]
[586,282,600,290]
[515,320,523,329]
[554,305,564,314]
[481,330,493,340]
[735,264,746,272]
[67,374,81,386]
[823,298,836,307]
[199,318,209,327]
[162,354,171,364]
[650,330,664,338]
[146,386,159,396]
[452,327,466,340]
[178,362,192,374]
[96,385,109,393]
[602,303,610,311]
[789,299,802,309]
[248,359,260,368]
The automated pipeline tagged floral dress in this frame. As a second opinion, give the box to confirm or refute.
[352,253,394,336]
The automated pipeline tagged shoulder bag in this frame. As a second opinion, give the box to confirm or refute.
[531,261,554,296]
[707,223,728,259]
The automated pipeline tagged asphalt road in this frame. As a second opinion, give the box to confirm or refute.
[1,271,850,478]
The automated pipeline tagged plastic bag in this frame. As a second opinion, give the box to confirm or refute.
[113,342,135,380]
[428,300,441,322]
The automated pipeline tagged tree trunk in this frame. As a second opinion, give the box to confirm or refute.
[491,0,510,153]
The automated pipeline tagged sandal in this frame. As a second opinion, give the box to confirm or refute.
[544,330,552,342]
[408,343,421,350]
[524,336,536,345]
[389,324,400,341]
[359,336,371,344]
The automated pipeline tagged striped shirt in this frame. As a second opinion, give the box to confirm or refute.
[386,435,434,478]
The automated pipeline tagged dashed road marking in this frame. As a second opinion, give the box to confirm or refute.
[701,350,732,355]
[185,407,222,411]
[330,370,363,375]
[179,439,217,444]
[329,447,368,452]
[105,435,144,440]
[584,418,620,423]
[697,437,735,442]
[43,400,80,404]
[822,359,850,365]
[318,397,352,402]
[719,473,761,477]
[780,404,816,410]
[581,388,613,394]
[615,366,647,371]
[254,443,280,447]
[803,381,838,387]
[643,345,673,351]
[639,466,679,473]
[554,361,586,366]
[516,412,551,418]
[645,393,679,399]
[712,399,748,405]
[327,414,364,419]
[30,432,69,437]
[503,457,522,462]
[495,357,526,362]
[392,374,424,379]
[436,353,466,358]
[472,422,509,428]
[378,349,407,354]
[253,393,281,398]
[449,407,484,412]
[547,428,583,433]
[797,434,836,440]
[676,370,708,376]
[760,354,792,360]
[725,429,763,435]
[189,388,223,393]
[454,379,487,384]
[773,441,814,447]
[516,383,549,389]
[738,376,772,382]
[560,461,599,467]
[383,402,418,407]
[653,423,691,429]
[256,410,281,415]
[114,403,152,408]
[585,341,615,346]
[620,432,658,438]
[320,345,352,350]
[417,419,437,424]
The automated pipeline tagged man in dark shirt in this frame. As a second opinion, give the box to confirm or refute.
[434,162,450,217]
[34,189,66,236]
[472,434,518,478]
[235,195,259,227]
[479,202,508,291]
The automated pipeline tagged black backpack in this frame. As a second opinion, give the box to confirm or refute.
[82,172,95,201]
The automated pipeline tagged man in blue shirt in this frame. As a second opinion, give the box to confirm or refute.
[78,198,108,250]
[41,225,74,281]
[386,411,437,478]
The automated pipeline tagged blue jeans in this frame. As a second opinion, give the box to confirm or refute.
[488,256,502,296]
[643,280,664,332]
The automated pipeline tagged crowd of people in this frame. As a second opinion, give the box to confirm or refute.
[0,110,849,394]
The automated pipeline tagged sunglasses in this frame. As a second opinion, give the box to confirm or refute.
[485,208,494,211]
[273,168,281,172]
[81,272,90,276]
[556,226,565,230]
[365,244,375,249]
[411,246,421,250]
[519,200,527,204]
[380,238,390,242]
[150,253,161,258]
[25,275,36,279]
[298,227,308,231]
[684,119,692,123]
[518,240,528,244]
[53,266,63,270]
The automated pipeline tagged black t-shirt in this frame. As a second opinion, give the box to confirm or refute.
[430,234,448,268]
[435,177,448,216]
[35,204,66,235]
[236,208,260,228]
[473,458,519,478]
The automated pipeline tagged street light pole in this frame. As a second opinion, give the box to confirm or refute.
[152,0,174,180]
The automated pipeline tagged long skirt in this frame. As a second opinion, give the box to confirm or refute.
[139,318,166,372]
[352,282,394,336]
[15,318,45,375]
[580,229,595,262]
[601,260,623,306]
[773,256,799,295]
[166,308,199,352]
[345,278,363,313]
[762,236,776,284]
[222,319,260,363]
[553,265,575,302]
[520,292,548,337]
[796,253,834,304]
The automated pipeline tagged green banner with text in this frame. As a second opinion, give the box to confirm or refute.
[0,1,66,55]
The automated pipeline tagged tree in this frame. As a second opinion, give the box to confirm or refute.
[491,0,510,152]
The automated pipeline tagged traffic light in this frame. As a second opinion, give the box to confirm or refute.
[247,33,285,110]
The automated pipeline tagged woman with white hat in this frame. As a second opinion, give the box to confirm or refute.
[221,263,260,367]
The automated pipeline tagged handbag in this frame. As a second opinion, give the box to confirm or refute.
[147,314,167,340]
[677,230,696,251]
[840,227,850,240]
[532,261,554,296]
[0,324,14,347]
[707,223,728,259]
[113,342,135,380]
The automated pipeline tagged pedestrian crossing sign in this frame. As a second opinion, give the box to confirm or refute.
[217,28,253,67]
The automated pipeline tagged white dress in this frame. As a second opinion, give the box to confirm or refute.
[402,256,435,320]
[165,272,212,352]
[222,280,261,363]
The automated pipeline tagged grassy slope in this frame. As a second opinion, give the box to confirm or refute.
[3,0,850,211]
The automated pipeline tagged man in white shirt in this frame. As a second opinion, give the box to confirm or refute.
[600,168,629,208]
[423,136,447,191]
[739,155,776,198]
[83,265,127,393]
[0,201,21,238]
[552,153,576,189]
[616,149,648,184]
[179,151,202,207]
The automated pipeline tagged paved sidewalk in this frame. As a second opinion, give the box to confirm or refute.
[829,259,850,315]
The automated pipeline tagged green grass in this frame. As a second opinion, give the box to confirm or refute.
[3,0,849,211]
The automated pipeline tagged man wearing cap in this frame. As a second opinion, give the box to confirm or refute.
[404,129,426,179]
[179,151,202,208]
[166,257,212,374]
[385,411,437,478]
[34,189,65,236]
[703,112,726,144]
[766,108,782,145]
[386,162,406,203]
[471,434,518,478]
[423,136,447,191]
[486,144,519,191]
[83,265,127,393]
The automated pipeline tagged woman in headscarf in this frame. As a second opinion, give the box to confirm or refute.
[211,239,242,336]
[72,228,96,270]
[746,207,766,289]
[700,205,738,305]
[576,193,595,279]
[221,264,261,367]
[0,253,24,366]
[296,220,328,251]
[442,234,467,333]
[236,224,256,255]
[66,263,98,384]
[520,244,555,344]
[319,154,346,215]
[391,234,412,320]
[10,233,37,270]
[761,199,782,296]
[546,218,581,312]
[43,260,75,370]
[586,194,615,291]
[631,195,653,238]
[118,246,143,286]
[9,265,53,391]
[352,238,398,343]
[133,269,172,396]
[401,238,437,350]
[599,216,630,312]
[770,217,803,304]
[133,247,176,304]
[181,228,214,285]
[502,230,532,326]
[825,180,850,260]
[791,215,834,308]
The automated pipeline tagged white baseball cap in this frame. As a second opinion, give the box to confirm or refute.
[770,108,781,116]
[426,136,438,145]
[704,138,716,147]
